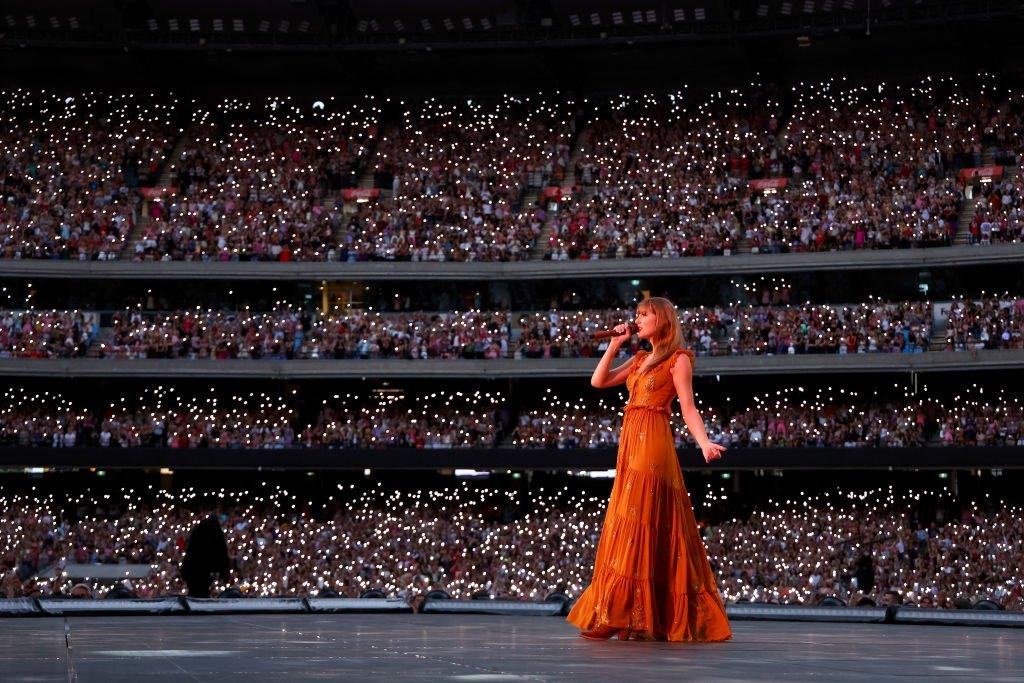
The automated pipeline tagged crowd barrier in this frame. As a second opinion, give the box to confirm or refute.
[1,598,1021,627]
[37,598,185,616]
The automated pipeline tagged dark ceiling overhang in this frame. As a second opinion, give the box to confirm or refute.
[0,0,1018,51]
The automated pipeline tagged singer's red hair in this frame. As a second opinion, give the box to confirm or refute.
[637,296,690,370]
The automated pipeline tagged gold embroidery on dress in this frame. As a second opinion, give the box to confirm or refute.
[630,585,645,627]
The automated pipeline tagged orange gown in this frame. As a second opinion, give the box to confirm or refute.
[567,347,732,642]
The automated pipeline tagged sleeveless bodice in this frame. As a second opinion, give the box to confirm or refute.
[624,348,695,413]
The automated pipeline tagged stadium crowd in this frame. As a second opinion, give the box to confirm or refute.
[544,86,780,259]
[511,387,937,449]
[0,484,1020,612]
[68,296,941,360]
[2,384,1020,449]
[304,390,504,448]
[544,77,1018,259]
[1,90,178,260]
[967,173,1024,245]
[0,387,508,450]
[100,308,513,360]
[0,310,98,358]
[345,96,576,262]
[4,77,1021,263]
[130,97,380,262]
[943,294,1024,350]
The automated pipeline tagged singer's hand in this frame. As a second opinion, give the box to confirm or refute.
[610,323,633,345]
[701,442,727,463]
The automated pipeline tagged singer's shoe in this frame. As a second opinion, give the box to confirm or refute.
[580,625,630,641]
[619,629,657,641]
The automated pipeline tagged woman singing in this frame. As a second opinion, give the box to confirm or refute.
[567,296,732,642]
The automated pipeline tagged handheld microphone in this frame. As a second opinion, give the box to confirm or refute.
[592,322,639,340]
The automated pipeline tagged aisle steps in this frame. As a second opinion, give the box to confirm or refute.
[119,133,194,260]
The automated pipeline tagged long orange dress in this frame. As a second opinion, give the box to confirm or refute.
[567,347,732,642]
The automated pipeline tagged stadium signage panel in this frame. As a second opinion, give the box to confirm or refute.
[138,186,177,200]
[341,188,381,201]
[542,186,570,201]
[958,166,1004,184]
[748,178,789,191]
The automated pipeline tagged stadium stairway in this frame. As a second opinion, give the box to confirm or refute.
[118,212,149,261]
[530,202,559,261]
[155,134,191,190]
[119,133,194,260]
[519,186,540,216]
[85,327,115,358]
[956,162,1019,246]
[928,301,953,351]
[955,199,979,246]
[531,125,591,261]
[356,160,382,195]
[928,327,949,352]
[356,129,393,200]
[356,159,376,190]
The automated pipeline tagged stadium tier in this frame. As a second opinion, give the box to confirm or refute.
[2,76,1021,265]
[2,295,1022,361]
[0,379,1019,449]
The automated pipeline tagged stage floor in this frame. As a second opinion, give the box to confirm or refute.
[3,613,1023,682]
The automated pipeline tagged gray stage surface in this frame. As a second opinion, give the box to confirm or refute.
[3,613,1023,682]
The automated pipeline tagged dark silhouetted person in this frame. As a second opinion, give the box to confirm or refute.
[855,552,875,594]
[181,515,230,598]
